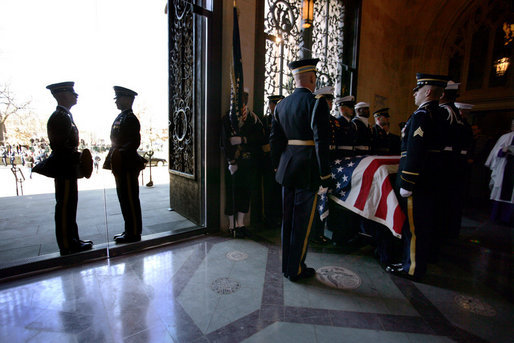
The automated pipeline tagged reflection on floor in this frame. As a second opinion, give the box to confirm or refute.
[0,212,512,342]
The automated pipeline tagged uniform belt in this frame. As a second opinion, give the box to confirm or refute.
[427,149,440,153]
[354,145,369,151]
[460,150,468,155]
[442,146,453,152]
[329,145,336,150]
[288,140,315,146]
[337,145,353,150]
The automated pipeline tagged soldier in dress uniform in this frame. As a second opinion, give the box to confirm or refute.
[386,73,448,280]
[352,102,373,155]
[221,92,266,238]
[270,58,333,282]
[324,95,360,246]
[438,81,473,240]
[372,108,401,155]
[103,86,147,243]
[34,82,93,255]
[310,86,336,244]
[261,95,284,228]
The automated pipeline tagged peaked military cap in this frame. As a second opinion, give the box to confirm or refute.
[354,102,370,110]
[314,86,334,99]
[46,82,76,94]
[268,95,285,103]
[445,80,460,91]
[413,73,449,92]
[373,108,390,118]
[113,86,138,98]
[335,95,355,107]
[288,58,320,75]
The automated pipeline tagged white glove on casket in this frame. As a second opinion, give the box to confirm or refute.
[230,136,242,145]
[400,188,412,198]
[228,164,238,175]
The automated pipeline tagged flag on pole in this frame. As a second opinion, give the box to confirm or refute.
[229,1,244,135]
[318,156,405,238]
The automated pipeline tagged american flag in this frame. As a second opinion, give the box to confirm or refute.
[318,156,405,238]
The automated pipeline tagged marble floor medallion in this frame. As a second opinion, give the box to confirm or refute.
[211,277,241,295]
[226,250,248,261]
[454,294,497,317]
[316,266,361,289]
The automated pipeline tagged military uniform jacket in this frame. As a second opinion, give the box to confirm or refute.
[439,102,473,158]
[45,106,80,177]
[103,109,146,172]
[398,100,443,191]
[352,116,372,152]
[221,111,266,163]
[270,88,331,191]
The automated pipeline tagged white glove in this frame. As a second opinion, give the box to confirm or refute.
[230,136,243,145]
[318,186,328,195]
[400,188,412,198]
[228,164,238,175]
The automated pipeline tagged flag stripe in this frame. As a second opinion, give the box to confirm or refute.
[354,158,401,210]
[375,176,393,219]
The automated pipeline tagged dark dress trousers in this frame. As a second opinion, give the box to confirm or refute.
[47,106,82,251]
[397,100,444,279]
[103,109,146,238]
[221,111,265,216]
[270,88,331,278]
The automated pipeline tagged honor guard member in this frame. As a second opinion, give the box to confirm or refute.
[438,81,473,240]
[221,92,266,238]
[270,58,333,281]
[34,82,93,255]
[261,95,285,228]
[387,73,448,280]
[326,95,361,246]
[311,86,336,244]
[372,108,401,155]
[103,86,147,243]
[352,102,373,155]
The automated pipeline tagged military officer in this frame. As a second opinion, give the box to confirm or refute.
[103,86,147,243]
[437,81,473,241]
[270,58,333,282]
[334,95,357,159]
[221,91,266,238]
[35,82,93,255]
[261,95,285,228]
[352,102,373,155]
[387,73,448,280]
[372,108,401,155]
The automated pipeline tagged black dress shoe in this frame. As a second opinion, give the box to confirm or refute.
[114,234,141,244]
[385,263,403,273]
[60,241,93,255]
[288,267,316,282]
[80,239,93,245]
[234,227,246,238]
[113,232,125,240]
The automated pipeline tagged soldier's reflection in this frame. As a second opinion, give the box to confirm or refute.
[118,259,150,341]
[59,272,106,340]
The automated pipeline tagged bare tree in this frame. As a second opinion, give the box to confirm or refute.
[0,84,31,145]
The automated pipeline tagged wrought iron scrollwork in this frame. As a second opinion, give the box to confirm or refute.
[169,0,195,176]
[264,0,345,114]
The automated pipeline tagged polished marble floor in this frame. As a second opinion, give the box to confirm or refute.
[0,215,512,343]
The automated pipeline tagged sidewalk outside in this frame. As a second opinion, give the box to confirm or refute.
[0,164,195,268]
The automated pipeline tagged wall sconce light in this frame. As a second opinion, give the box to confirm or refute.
[494,57,510,76]
[302,0,314,29]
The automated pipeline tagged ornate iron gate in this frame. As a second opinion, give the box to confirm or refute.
[264,0,346,114]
